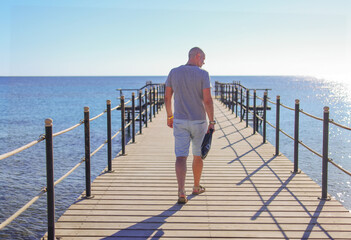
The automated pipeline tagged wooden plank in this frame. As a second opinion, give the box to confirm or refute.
[42,99,351,239]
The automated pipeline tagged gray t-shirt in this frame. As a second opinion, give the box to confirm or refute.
[165,65,211,120]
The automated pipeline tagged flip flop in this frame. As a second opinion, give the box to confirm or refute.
[177,190,188,204]
[177,196,188,204]
[192,185,206,195]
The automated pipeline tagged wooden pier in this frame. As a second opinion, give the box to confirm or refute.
[45,99,351,239]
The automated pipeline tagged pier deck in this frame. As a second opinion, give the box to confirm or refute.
[47,100,351,239]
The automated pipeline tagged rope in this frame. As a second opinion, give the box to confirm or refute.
[256,95,264,101]
[329,159,351,176]
[0,136,45,161]
[266,120,276,129]
[280,103,295,111]
[89,110,106,122]
[90,141,107,157]
[329,119,351,131]
[0,188,46,230]
[53,121,84,137]
[300,109,323,121]
[124,99,132,105]
[280,128,294,141]
[111,130,121,140]
[111,104,121,111]
[125,121,132,129]
[267,99,277,105]
[54,158,85,187]
[296,140,322,158]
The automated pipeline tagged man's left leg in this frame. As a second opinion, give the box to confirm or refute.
[176,156,187,196]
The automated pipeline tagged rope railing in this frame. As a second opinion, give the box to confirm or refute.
[89,110,107,122]
[125,120,132,129]
[54,158,85,187]
[90,141,108,158]
[0,188,47,230]
[280,102,295,111]
[111,130,121,141]
[0,82,166,238]
[329,119,351,131]
[300,109,323,121]
[267,98,277,105]
[111,104,121,111]
[53,121,84,137]
[216,81,351,201]
[280,128,295,141]
[0,136,45,161]
[329,159,351,176]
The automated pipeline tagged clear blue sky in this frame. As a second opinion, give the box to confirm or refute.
[1,0,350,81]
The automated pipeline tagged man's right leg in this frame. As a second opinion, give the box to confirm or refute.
[192,155,203,187]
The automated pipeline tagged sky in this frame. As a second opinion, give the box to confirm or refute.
[1,0,350,81]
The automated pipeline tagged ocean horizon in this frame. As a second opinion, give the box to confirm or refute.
[1,76,350,239]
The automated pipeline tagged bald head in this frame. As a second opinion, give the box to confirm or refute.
[187,47,206,67]
[188,47,204,59]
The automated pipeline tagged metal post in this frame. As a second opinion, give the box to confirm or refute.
[45,118,55,240]
[228,85,233,111]
[253,90,257,134]
[221,84,224,103]
[153,86,156,117]
[275,96,280,156]
[121,96,126,155]
[321,106,330,200]
[294,99,300,173]
[231,86,234,114]
[240,88,243,121]
[246,89,249,127]
[225,84,229,107]
[156,86,159,113]
[127,111,131,134]
[145,89,148,127]
[139,90,143,134]
[132,93,136,143]
[235,87,238,117]
[84,107,91,197]
[107,100,112,171]
[164,84,166,104]
[215,82,218,98]
[263,92,267,143]
[228,85,231,109]
[149,87,153,122]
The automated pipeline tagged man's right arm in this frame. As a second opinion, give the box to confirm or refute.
[203,88,215,132]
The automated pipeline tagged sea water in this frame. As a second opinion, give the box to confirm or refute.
[0,76,350,239]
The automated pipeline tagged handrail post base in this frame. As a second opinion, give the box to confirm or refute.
[318,196,331,201]
[82,195,94,199]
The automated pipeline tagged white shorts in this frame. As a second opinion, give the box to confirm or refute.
[173,119,208,157]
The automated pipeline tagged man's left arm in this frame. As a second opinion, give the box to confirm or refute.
[165,86,174,128]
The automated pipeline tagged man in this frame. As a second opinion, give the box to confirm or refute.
[165,47,215,204]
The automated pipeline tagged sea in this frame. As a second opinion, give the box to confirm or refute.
[0,76,351,239]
